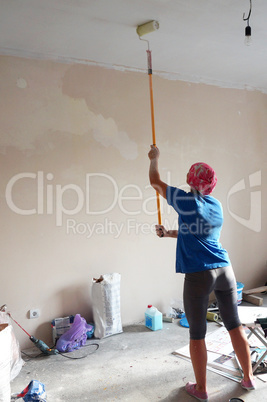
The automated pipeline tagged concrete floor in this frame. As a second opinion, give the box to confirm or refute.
[11,300,267,402]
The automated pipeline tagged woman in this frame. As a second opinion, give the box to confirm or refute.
[148,145,255,402]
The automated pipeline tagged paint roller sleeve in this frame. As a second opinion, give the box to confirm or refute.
[136,20,159,37]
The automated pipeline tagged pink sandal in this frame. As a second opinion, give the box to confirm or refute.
[241,378,256,390]
[185,382,208,401]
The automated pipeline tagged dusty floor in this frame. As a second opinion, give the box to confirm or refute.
[11,299,267,402]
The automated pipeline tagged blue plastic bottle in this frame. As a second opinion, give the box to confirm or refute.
[145,305,163,331]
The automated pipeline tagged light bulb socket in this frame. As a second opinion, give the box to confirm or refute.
[245,25,252,37]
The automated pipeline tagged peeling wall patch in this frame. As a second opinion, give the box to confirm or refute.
[17,78,27,89]
[91,112,138,160]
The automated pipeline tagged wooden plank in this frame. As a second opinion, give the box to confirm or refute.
[242,293,263,306]
[242,286,267,295]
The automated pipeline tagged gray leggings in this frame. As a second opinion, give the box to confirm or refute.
[183,266,241,340]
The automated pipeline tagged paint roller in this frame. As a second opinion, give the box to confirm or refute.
[136,20,159,38]
[136,20,162,225]
[206,312,219,322]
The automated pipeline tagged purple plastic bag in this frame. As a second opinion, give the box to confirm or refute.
[56,314,89,352]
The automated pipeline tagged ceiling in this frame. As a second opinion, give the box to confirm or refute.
[1,0,267,93]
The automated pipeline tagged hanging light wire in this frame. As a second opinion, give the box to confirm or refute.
[243,0,252,45]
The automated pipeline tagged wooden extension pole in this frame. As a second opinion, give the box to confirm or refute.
[147,50,162,225]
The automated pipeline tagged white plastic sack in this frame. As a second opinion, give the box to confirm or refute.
[0,324,12,402]
[92,273,123,339]
[0,312,24,381]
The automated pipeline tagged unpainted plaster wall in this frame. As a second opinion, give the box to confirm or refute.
[0,55,266,349]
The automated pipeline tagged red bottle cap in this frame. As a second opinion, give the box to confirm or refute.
[147,305,152,308]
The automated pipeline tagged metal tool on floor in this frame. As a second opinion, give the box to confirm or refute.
[8,312,58,355]
[238,306,267,373]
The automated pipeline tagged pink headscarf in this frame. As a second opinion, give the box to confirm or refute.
[187,162,217,196]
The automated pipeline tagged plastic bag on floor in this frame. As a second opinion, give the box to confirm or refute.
[11,380,46,401]
[56,314,90,352]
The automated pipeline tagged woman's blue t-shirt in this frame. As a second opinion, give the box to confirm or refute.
[166,186,231,273]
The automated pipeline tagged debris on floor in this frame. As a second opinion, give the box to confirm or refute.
[11,380,46,401]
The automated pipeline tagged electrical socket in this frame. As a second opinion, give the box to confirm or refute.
[29,309,40,319]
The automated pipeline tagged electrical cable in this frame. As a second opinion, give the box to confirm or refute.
[58,343,100,360]
[8,312,31,337]
[21,342,99,360]
[21,351,44,360]
[7,310,100,360]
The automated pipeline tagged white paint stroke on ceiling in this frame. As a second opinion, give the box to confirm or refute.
[0,0,267,93]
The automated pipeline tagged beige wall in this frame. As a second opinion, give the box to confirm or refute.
[0,55,266,349]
